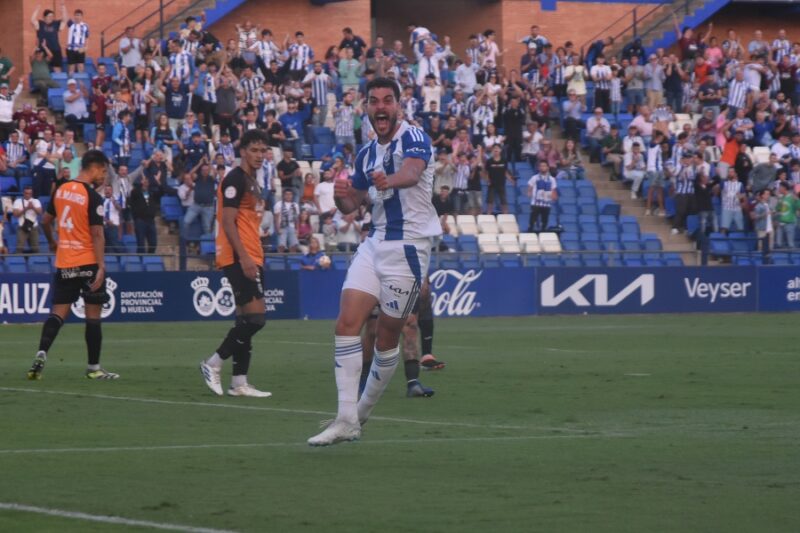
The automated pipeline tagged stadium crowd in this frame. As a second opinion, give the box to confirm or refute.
[2,3,800,264]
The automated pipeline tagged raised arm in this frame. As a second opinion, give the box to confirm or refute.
[31,5,41,31]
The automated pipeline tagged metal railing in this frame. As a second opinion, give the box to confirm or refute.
[579,0,694,59]
[99,0,179,57]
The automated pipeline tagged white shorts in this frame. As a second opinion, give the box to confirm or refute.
[342,236,432,319]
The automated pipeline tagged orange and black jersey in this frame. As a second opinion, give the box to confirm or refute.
[215,167,264,269]
[46,180,104,269]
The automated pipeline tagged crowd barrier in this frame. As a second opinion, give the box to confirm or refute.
[2,266,800,323]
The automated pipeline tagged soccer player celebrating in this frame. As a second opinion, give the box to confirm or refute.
[308,77,442,446]
[199,129,271,398]
[27,150,118,380]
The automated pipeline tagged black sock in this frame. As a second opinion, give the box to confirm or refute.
[404,359,420,382]
[85,319,102,366]
[232,343,252,376]
[38,314,64,353]
[419,318,434,355]
[216,323,243,360]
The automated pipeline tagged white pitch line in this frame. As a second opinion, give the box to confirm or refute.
[0,502,238,533]
[0,433,628,456]
[0,387,587,433]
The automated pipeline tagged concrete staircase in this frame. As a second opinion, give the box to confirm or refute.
[582,158,700,265]
[603,0,731,58]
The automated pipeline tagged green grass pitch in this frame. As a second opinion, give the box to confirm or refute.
[1,315,798,532]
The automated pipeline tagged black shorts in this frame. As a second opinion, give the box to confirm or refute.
[52,264,109,305]
[49,50,63,69]
[223,262,265,307]
[66,49,86,65]
[134,114,149,131]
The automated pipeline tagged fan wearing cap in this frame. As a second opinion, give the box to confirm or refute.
[671,150,697,235]
[64,78,90,140]
[0,78,23,142]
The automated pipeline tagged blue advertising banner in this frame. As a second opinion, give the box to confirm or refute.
[299,270,347,320]
[537,267,759,315]
[756,266,800,312]
[0,271,301,323]
[428,267,537,317]
[3,266,800,323]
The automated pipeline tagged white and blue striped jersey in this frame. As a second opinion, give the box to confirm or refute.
[169,51,194,83]
[251,40,280,65]
[288,43,313,71]
[67,20,89,51]
[352,121,441,241]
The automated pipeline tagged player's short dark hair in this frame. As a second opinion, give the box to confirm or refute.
[82,149,110,170]
[262,29,272,37]
[43,9,54,16]
[295,31,304,37]
[75,9,84,15]
[240,129,268,149]
[366,77,400,101]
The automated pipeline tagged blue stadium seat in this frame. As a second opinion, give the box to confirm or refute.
[121,235,137,253]
[457,235,478,253]
[664,253,684,266]
[124,262,144,272]
[331,256,349,270]
[265,258,286,270]
[0,176,17,192]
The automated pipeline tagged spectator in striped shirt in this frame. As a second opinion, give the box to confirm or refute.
[727,69,751,118]
[590,55,612,113]
[333,91,357,146]
[720,166,745,234]
[65,8,88,74]
[303,61,334,126]
[167,38,195,84]
[671,151,697,234]
[236,21,258,53]
[527,160,558,231]
[3,131,28,178]
[288,32,314,81]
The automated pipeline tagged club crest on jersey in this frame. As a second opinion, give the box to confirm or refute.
[383,150,392,167]
[224,186,237,199]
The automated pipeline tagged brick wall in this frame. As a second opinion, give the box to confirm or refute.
[208,0,371,63]
[375,0,501,61]
[499,0,637,66]
[704,3,800,45]
[3,0,195,77]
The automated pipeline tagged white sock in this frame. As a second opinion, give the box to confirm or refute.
[231,374,247,388]
[358,345,400,423]
[87,364,100,371]
[334,335,363,425]
[36,350,47,360]
[206,352,224,368]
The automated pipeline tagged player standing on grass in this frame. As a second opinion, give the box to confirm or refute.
[199,129,271,398]
[27,150,118,380]
[308,77,441,446]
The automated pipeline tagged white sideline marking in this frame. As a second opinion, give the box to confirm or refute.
[0,433,627,456]
[0,502,237,533]
[0,387,587,433]
[624,373,652,377]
